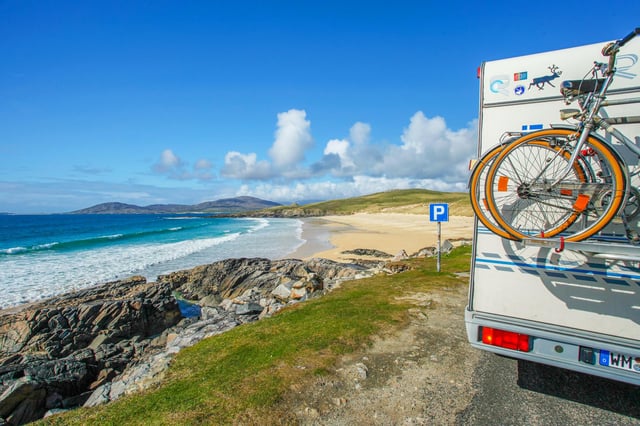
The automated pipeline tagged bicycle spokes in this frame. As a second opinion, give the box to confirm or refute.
[478,129,627,242]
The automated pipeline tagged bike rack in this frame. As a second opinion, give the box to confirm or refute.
[522,237,640,262]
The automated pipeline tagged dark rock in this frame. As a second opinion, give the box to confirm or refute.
[160,257,366,304]
[20,356,95,406]
[6,389,47,425]
[342,248,393,258]
[0,256,379,423]
[61,390,93,408]
[1,277,181,360]
[0,378,39,416]
[0,276,182,424]
[342,258,386,268]
[45,391,63,410]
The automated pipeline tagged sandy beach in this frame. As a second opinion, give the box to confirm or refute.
[288,213,474,262]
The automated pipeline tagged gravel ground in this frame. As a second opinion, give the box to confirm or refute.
[286,282,640,425]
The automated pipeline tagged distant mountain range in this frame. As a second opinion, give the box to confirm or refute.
[70,196,281,214]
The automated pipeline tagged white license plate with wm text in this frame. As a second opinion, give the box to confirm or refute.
[599,350,640,373]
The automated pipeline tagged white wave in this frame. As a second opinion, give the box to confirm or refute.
[100,234,124,240]
[294,219,304,240]
[1,242,59,255]
[1,246,28,255]
[245,218,270,233]
[0,233,241,309]
[163,216,200,220]
[0,218,305,310]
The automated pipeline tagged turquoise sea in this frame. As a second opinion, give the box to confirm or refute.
[0,214,304,309]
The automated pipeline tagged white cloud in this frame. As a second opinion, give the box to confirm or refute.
[324,138,354,169]
[221,109,314,180]
[193,159,214,180]
[222,151,273,180]
[314,113,475,184]
[349,122,371,145]
[154,149,182,173]
[268,109,313,169]
[382,113,476,181]
[224,110,476,202]
[194,159,212,170]
[400,112,447,155]
[153,150,215,181]
[315,122,374,176]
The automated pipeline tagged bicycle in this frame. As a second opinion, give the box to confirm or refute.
[473,28,640,243]
[468,133,593,241]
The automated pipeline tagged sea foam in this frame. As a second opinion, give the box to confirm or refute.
[0,217,304,309]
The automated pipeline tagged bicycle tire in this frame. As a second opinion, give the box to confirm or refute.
[484,128,627,241]
[470,138,594,240]
[469,144,515,239]
[483,134,589,239]
[470,142,540,240]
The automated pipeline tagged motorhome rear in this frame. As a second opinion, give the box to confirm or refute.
[466,35,640,385]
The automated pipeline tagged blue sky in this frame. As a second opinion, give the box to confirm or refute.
[1,1,638,213]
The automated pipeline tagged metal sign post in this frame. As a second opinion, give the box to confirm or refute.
[429,203,449,273]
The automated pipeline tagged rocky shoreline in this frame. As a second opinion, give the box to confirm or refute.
[0,254,390,425]
[0,242,466,425]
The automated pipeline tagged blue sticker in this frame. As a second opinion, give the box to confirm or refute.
[521,124,544,132]
[599,350,610,366]
[514,85,525,96]
[529,65,562,90]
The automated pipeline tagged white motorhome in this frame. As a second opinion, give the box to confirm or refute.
[466,34,640,385]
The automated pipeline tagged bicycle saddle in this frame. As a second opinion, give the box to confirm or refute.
[561,78,606,95]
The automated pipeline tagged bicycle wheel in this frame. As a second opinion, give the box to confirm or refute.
[470,137,594,240]
[469,143,519,240]
[484,128,627,241]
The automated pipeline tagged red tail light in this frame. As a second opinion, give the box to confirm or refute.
[482,327,531,352]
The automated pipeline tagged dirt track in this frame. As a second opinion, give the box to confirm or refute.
[288,281,640,425]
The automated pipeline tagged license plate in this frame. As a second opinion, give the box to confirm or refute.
[599,350,640,373]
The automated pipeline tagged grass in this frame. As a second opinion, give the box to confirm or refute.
[261,188,473,217]
[43,246,471,425]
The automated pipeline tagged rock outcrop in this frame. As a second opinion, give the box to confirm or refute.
[161,257,369,306]
[341,249,393,258]
[0,257,372,425]
[0,245,468,424]
[0,276,181,425]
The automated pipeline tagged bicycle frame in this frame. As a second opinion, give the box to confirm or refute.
[551,71,640,189]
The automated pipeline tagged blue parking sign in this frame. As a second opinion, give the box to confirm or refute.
[429,203,449,222]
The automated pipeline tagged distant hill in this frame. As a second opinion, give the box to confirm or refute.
[228,189,472,218]
[71,196,281,214]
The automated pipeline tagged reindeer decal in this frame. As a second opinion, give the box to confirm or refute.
[528,65,562,90]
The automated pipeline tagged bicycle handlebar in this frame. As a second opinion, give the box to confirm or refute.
[603,28,639,56]
[601,28,639,75]
[619,27,640,47]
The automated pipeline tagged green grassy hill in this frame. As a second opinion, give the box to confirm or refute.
[257,188,472,217]
[44,247,471,425]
